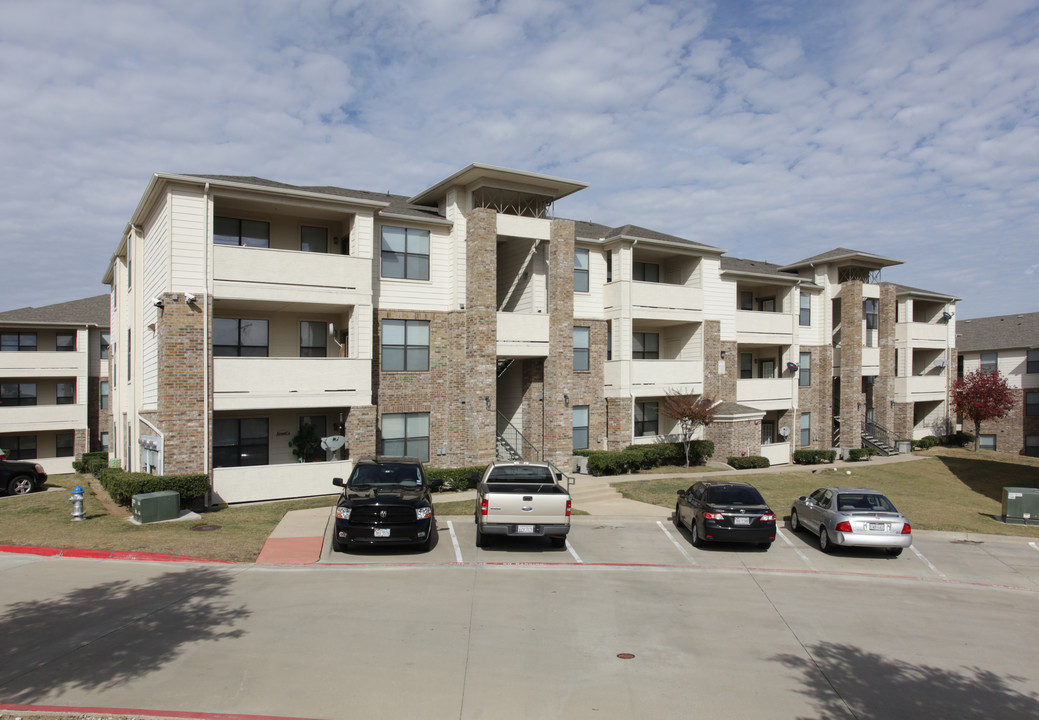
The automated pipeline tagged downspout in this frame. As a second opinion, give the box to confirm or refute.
[203,182,212,505]
[130,224,142,473]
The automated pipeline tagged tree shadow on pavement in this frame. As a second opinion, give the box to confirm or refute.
[772,642,1039,720]
[0,567,249,703]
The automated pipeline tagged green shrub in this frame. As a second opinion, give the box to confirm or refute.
[727,455,770,470]
[793,449,837,465]
[73,451,109,474]
[427,466,485,492]
[914,435,940,449]
[99,468,209,507]
[585,451,631,476]
[848,448,878,461]
[941,431,974,447]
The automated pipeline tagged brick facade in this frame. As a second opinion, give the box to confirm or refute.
[970,389,1039,455]
[797,344,833,449]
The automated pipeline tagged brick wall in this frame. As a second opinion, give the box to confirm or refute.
[154,293,208,474]
[703,320,736,402]
[875,283,898,432]
[971,389,1038,455]
[707,417,762,461]
[542,218,578,468]
[839,282,865,456]
[797,344,833,449]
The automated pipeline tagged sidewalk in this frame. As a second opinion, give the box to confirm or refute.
[255,452,927,564]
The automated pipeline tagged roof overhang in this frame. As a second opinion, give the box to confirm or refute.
[409,163,588,207]
[780,250,903,272]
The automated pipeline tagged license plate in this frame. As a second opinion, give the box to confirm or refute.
[868,523,885,532]
[374,528,391,538]
[516,525,535,534]
[734,517,751,526]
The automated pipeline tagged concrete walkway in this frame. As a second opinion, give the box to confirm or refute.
[256,452,927,564]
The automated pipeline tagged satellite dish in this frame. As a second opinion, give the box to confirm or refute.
[779,427,790,438]
[321,435,346,452]
[786,362,799,373]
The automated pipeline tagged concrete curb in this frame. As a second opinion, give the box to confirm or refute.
[0,702,326,720]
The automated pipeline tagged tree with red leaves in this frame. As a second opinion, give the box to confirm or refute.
[951,368,1016,451]
[659,389,721,466]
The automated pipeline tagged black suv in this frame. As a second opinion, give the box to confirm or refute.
[331,457,436,552]
[0,458,48,496]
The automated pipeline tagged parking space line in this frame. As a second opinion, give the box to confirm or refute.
[566,539,583,564]
[657,520,697,565]
[776,528,815,570]
[911,545,946,578]
[446,521,463,563]
[1030,542,1039,553]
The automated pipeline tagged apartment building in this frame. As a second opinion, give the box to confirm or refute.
[956,312,1039,456]
[104,164,958,504]
[0,295,111,473]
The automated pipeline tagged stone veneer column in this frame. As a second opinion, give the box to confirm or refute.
[703,320,736,403]
[153,293,207,474]
[797,345,833,449]
[463,209,499,465]
[839,281,865,457]
[875,283,898,431]
[542,218,576,468]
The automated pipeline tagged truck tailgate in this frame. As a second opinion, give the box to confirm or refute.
[482,489,570,525]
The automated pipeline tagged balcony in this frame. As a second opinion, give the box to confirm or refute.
[895,375,948,403]
[0,403,84,433]
[735,311,794,342]
[761,441,791,466]
[603,282,703,323]
[896,322,950,348]
[213,458,353,504]
[213,245,372,306]
[213,357,372,411]
[0,351,85,378]
[496,214,551,240]
[736,378,795,410]
[497,312,550,357]
[604,359,703,397]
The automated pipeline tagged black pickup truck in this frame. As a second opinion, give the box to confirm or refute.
[331,456,436,552]
[0,458,48,495]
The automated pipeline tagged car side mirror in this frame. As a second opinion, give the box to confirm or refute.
[676,490,684,497]
[333,477,345,487]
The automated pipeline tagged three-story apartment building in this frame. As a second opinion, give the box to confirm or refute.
[0,295,111,473]
[105,165,958,504]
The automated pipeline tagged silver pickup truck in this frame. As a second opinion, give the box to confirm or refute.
[474,460,573,548]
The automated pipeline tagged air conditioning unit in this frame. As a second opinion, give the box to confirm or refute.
[132,490,180,524]
[1003,487,1039,526]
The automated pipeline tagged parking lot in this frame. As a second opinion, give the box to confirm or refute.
[320,513,1039,591]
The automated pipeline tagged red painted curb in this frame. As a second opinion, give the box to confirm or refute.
[0,703,326,720]
[0,545,62,557]
[0,545,238,564]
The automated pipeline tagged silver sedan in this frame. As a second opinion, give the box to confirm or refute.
[790,486,912,556]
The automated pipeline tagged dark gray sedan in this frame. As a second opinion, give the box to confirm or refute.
[790,486,912,556]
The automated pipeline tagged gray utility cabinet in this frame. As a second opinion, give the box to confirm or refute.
[132,490,181,524]
[1002,487,1039,526]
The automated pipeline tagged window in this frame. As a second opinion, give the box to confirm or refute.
[100,432,109,451]
[213,418,269,467]
[214,216,270,247]
[740,292,753,311]
[381,226,429,280]
[740,353,753,379]
[382,412,429,462]
[1,382,36,406]
[864,299,879,330]
[1026,392,1039,417]
[0,435,36,460]
[633,262,659,282]
[55,432,74,457]
[980,352,997,373]
[100,331,110,359]
[607,323,612,362]
[1025,435,1039,458]
[632,332,659,360]
[573,406,589,450]
[214,318,269,357]
[301,226,328,253]
[126,329,131,381]
[799,352,811,386]
[573,327,590,371]
[606,252,612,283]
[979,434,996,451]
[100,381,109,410]
[574,248,590,292]
[300,321,327,358]
[56,382,75,405]
[635,401,658,437]
[382,320,429,372]
[759,358,776,379]
[56,332,75,352]
[298,416,327,461]
[1028,349,1039,374]
[759,297,776,313]
[800,413,811,447]
[1,332,36,352]
[799,292,811,326]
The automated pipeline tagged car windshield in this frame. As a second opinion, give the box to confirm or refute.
[706,486,765,506]
[836,493,896,512]
[349,463,423,488]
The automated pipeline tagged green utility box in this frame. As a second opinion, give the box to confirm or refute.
[1002,487,1039,526]
[132,490,181,524]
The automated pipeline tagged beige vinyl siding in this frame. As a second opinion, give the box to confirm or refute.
[702,256,734,341]
[573,243,606,321]
[141,195,171,409]
[169,186,208,291]
[374,224,454,312]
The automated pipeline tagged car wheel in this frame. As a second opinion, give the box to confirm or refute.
[758,542,772,550]
[818,526,833,554]
[886,547,903,557]
[422,524,437,552]
[551,536,566,549]
[674,504,683,529]
[331,533,346,553]
[7,475,34,495]
[691,520,704,548]
[790,509,800,532]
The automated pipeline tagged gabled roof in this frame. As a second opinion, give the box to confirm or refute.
[0,294,110,327]
[956,311,1039,352]
[573,221,723,254]
[720,256,817,287]
[409,163,588,207]
[779,247,903,272]
[892,283,960,302]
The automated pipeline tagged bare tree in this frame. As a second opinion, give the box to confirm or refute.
[659,389,721,466]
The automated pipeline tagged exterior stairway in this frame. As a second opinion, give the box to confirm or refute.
[861,419,899,456]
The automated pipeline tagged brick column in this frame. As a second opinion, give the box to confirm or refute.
[703,320,736,403]
[875,283,898,431]
[155,293,208,474]
[839,282,865,457]
[464,208,499,466]
[543,218,576,467]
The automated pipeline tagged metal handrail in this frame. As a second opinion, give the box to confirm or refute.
[863,418,898,450]
[496,411,540,462]
[832,416,841,447]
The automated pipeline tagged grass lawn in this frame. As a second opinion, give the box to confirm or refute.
[612,448,1039,538]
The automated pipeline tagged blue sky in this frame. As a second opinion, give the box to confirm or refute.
[1,0,1036,318]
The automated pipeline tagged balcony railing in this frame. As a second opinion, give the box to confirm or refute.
[895,375,948,402]
[735,310,794,340]
[213,357,372,411]
[0,403,84,433]
[605,359,704,396]
[213,245,372,304]
[0,351,85,377]
[603,282,703,321]
[213,458,353,504]
[736,378,795,409]
[497,312,550,357]
[896,322,949,346]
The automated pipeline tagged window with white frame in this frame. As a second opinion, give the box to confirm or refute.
[100,432,109,451]
[214,318,269,357]
[214,216,270,247]
[0,435,36,460]
[382,320,429,372]
[574,248,590,292]
[100,381,109,410]
[1026,392,1039,417]
[864,299,879,330]
[573,406,589,450]
[573,327,590,371]
[979,434,996,451]
[800,413,810,447]
[799,352,811,386]
[381,226,430,280]
[633,262,659,282]
[980,352,997,373]
[382,412,429,461]
[799,292,811,326]
[635,401,658,437]
[1026,435,1039,458]
[100,331,110,359]
[740,353,753,379]
[1028,349,1039,374]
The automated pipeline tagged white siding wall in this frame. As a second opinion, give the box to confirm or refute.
[141,196,170,409]
[574,243,606,320]
[169,187,208,292]
[374,223,454,312]
[702,256,734,341]
[962,349,1036,389]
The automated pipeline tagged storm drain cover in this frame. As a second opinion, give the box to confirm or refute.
[191,524,222,532]
[617,653,636,660]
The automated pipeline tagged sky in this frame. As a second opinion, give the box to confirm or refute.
[1,0,1037,319]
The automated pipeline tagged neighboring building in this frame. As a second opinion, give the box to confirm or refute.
[956,312,1039,456]
[0,295,111,473]
[104,165,958,504]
